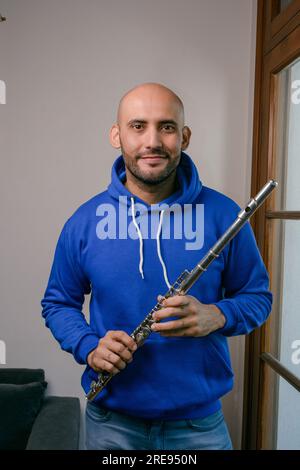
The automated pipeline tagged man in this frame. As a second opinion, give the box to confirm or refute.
[41,83,272,450]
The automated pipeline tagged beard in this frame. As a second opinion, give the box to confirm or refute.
[121,146,181,186]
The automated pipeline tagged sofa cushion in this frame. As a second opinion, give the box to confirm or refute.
[0,368,45,385]
[26,396,80,450]
[0,381,46,449]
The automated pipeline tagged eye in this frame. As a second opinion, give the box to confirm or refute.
[131,123,144,130]
[162,125,176,132]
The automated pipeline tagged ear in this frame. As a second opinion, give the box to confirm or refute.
[110,124,121,149]
[181,126,191,151]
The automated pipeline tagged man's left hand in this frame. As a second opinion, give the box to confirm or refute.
[151,294,226,337]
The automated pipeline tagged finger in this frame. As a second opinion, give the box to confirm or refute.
[93,359,120,375]
[160,295,190,308]
[153,307,187,321]
[92,343,128,369]
[104,350,127,370]
[104,339,134,363]
[151,317,193,332]
[109,331,137,353]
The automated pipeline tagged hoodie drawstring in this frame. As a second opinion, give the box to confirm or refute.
[130,197,144,280]
[156,209,172,289]
[130,197,171,289]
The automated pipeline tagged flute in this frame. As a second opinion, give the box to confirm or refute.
[86,179,278,401]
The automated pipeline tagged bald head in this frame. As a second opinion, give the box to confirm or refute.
[117,82,185,127]
[110,82,191,187]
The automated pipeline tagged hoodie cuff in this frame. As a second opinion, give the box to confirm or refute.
[74,334,100,365]
[213,299,239,336]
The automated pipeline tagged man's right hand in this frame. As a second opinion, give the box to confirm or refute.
[87,330,137,375]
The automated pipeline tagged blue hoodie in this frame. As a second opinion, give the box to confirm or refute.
[41,152,272,420]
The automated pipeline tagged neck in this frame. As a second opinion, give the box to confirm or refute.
[124,171,178,205]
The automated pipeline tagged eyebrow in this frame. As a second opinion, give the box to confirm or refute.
[127,119,178,127]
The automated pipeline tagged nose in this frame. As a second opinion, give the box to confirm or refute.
[144,127,163,149]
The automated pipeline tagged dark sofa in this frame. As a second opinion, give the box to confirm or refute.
[0,368,80,450]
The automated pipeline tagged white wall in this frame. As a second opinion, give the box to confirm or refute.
[0,0,257,449]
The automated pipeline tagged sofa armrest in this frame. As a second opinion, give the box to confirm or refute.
[26,396,80,450]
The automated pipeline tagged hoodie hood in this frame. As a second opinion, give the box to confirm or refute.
[107,151,202,209]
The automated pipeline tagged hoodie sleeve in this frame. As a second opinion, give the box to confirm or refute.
[213,219,273,337]
[41,220,100,364]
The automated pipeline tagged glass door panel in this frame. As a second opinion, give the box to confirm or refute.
[264,366,300,449]
[274,57,300,210]
[269,219,300,379]
[262,55,300,450]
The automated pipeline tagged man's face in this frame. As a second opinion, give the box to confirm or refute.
[110,86,191,185]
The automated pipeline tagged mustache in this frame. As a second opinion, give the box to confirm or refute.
[138,150,169,158]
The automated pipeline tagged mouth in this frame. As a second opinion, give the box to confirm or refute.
[140,155,167,163]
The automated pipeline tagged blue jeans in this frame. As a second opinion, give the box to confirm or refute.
[85,402,233,450]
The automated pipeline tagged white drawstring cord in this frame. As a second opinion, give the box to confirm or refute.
[130,197,144,279]
[130,197,172,289]
[156,210,172,289]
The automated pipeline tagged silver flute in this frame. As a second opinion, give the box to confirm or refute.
[86,179,278,401]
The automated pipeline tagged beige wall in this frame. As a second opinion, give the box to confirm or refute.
[0,0,257,449]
